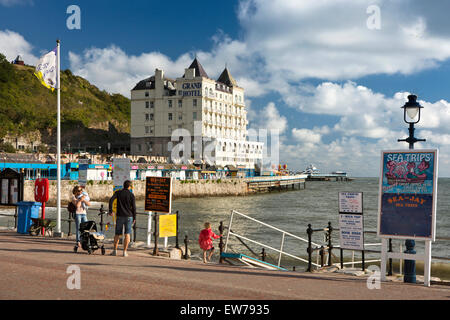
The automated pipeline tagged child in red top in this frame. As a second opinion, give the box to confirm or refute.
[198,222,221,263]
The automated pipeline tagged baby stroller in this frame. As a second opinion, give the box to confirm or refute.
[74,221,106,255]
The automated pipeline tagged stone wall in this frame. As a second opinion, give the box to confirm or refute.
[24,179,250,205]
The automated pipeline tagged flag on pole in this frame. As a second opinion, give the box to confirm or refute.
[34,48,57,91]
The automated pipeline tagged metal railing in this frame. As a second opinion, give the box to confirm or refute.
[224,210,322,268]
[332,229,450,274]
[0,206,179,248]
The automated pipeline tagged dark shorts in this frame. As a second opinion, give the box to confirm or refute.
[115,216,133,235]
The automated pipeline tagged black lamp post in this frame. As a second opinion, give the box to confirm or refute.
[397,94,426,284]
[398,95,426,150]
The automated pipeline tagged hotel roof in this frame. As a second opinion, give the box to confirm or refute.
[217,67,237,87]
[183,58,209,78]
[132,75,176,91]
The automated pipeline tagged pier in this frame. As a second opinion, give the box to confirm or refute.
[245,175,307,193]
[306,173,352,182]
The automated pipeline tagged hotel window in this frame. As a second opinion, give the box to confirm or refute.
[193,112,197,120]
[145,101,149,109]
[178,100,182,108]
[168,100,173,108]
[193,99,197,107]
[145,126,150,134]
[150,101,154,108]
[178,114,183,121]
[150,113,154,121]
[147,142,153,152]
[145,113,150,121]
[209,88,213,96]
[168,113,173,121]
[145,92,149,97]
[168,126,172,135]
[137,144,142,152]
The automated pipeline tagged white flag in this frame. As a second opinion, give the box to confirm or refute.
[34,48,57,91]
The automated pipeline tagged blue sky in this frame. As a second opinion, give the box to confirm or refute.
[1,0,450,177]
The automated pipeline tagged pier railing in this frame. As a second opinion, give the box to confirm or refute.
[221,211,450,274]
[224,210,323,269]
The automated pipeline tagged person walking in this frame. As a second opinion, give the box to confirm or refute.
[198,222,221,263]
[108,180,136,257]
[72,186,91,249]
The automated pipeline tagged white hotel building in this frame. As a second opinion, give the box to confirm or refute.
[130,59,263,169]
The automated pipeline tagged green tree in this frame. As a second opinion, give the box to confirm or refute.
[0,142,16,153]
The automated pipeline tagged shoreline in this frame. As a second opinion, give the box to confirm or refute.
[22,176,308,206]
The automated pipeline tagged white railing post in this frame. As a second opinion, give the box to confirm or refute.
[424,241,432,287]
[352,251,355,269]
[278,233,285,267]
[147,212,153,247]
[224,210,234,252]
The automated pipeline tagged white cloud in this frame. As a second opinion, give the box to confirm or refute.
[252,102,288,134]
[66,0,450,101]
[5,0,446,176]
[280,81,450,176]
[292,128,322,144]
[68,46,193,97]
[0,29,38,65]
[237,0,450,82]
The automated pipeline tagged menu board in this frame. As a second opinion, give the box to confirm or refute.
[145,177,172,213]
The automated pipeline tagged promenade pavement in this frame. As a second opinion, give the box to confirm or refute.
[0,230,448,300]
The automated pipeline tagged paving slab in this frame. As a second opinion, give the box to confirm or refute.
[0,231,448,300]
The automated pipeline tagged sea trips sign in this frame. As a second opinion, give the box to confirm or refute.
[338,192,364,250]
[378,149,438,241]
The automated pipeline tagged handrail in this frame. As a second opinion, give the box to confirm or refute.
[226,230,315,266]
[228,210,320,247]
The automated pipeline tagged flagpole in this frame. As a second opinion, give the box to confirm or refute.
[56,39,62,236]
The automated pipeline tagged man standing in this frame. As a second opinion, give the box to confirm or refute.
[108,180,136,257]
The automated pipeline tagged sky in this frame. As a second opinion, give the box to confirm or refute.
[1,0,450,177]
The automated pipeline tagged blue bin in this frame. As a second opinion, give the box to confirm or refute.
[17,202,41,234]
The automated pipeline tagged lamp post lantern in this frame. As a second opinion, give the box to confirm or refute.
[397,94,426,284]
[398,95,426,150]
